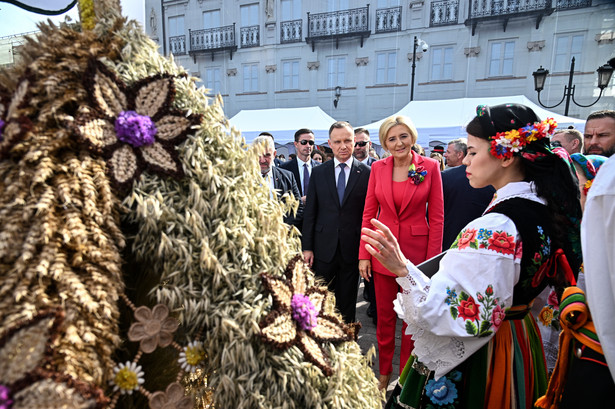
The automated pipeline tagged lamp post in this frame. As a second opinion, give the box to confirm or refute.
[532,57,614,116]
[411,36,428,101]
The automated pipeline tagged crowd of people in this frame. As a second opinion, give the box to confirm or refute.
[252,106,615,408]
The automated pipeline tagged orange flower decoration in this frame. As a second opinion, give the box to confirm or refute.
[71,59,201,192]
[128,304,179,353]
[259,256,357,376]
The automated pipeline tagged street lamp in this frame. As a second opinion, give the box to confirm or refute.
[532,57,614,116]
[333,86,341,108]
[411,36,428,101]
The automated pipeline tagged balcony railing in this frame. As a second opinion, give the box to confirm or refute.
[189,24,237,61]
[306,6,371,50]
[430,0,458,27]
[555,0,591,10]
[466,0,553,35]
[240,25,260,48]
[169,35,186,55]
[470,0,549,18]
[375,6,402,33]
[281,19,302,43]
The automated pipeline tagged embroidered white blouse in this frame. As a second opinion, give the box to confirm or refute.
[394,182,546,379]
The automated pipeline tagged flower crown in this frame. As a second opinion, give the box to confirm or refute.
[489,118,557,159]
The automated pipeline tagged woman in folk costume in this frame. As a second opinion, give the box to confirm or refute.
[361,103,582,409]
[358,115,444,390]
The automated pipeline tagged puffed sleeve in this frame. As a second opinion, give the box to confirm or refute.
[394,212,522,379]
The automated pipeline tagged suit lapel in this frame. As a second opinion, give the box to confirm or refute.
[325,160,339,207]
[380,157,396,216]
[398,153,423,215]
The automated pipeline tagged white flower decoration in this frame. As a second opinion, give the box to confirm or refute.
[111,361,145,395]
[178,340,206,373]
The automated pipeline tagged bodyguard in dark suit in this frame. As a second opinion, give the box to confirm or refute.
[302,122,371,323]
[280,128,321,201]
[254,135,303,229]
[353,127,377,166]
[441,164,494,249]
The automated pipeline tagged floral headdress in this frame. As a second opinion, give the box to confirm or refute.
[475,104,557,160]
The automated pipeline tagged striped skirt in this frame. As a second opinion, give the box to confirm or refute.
[387,313,548,409]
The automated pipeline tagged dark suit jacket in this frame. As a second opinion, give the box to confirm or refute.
[441,165,495,250]
[363,157,377,166]
[302,158,371,264]
[279,157,321,196]
[271,166,303,228]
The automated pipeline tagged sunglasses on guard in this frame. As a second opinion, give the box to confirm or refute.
[298,140,315,146]
[355,141,369,147]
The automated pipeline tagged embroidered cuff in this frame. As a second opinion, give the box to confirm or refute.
[396,261,430,291]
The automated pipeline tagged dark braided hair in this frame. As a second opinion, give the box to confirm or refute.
[466,104,582,288]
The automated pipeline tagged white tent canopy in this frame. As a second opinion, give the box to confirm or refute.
[359,95,586,148]
[229,106,338,145]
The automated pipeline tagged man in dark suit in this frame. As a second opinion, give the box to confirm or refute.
[441,156,494,250]
[280,128,321,203]
[253,135,303,229]
[302,121,371,323]
[353,127,377,166]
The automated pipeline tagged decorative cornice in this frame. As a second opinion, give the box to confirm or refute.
[407,52,423,62]
[463,46,480,57]
[595,32,614,45]
[307,61,320,71]
[227,68,237,77]
[265,65,277,73]
[409,0,425,8]
[526,40,545,52]
[355,57,369,66]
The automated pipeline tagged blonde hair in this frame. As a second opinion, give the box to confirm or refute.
[378,115,418,151]
[430,152,445,171]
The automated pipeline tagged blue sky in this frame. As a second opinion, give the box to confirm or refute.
[0,1,144,37]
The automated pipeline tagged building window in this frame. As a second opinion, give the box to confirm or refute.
[203,9,221,29]
[206,67,221,95]
[327,57,346,88]
[281,0,302,20]
[430,46,453,81]
[243,63,258,92]
[328,0,349,12]
[168,15,184,37]
[167,15,185,55]
[554,33,583,72]
[282,61,300,90]
[489,40,514,77]
[376,51,397,84]
[241,3,259,26]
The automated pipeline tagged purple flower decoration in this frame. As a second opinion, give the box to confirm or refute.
[408,164,427,185]
[115,111,157,147]
[0,119,5,141]
[291,294,318,331]
[0,385,13,409]
[425,377,458,405]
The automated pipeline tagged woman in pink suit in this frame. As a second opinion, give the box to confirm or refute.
[359,116,444,389]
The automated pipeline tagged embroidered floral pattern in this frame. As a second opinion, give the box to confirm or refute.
[452,227,516,256]
[446,285,505,337]
[70,59,201,192]
[423,370,462,409]
[259,255,355,376]
[127,304,179,354]
[408,163,427,185]
[529,225,552,288]
[538,289,561,330]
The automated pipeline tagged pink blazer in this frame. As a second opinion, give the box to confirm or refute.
[359,154,444,277]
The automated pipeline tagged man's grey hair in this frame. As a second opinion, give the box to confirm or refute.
[252,134,275,151]
[448,138,468,156]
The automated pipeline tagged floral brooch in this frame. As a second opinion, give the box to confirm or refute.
[489,118,557,159]
[408,163,427,185]
[259,255,357,376]
[71,59,201,193]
